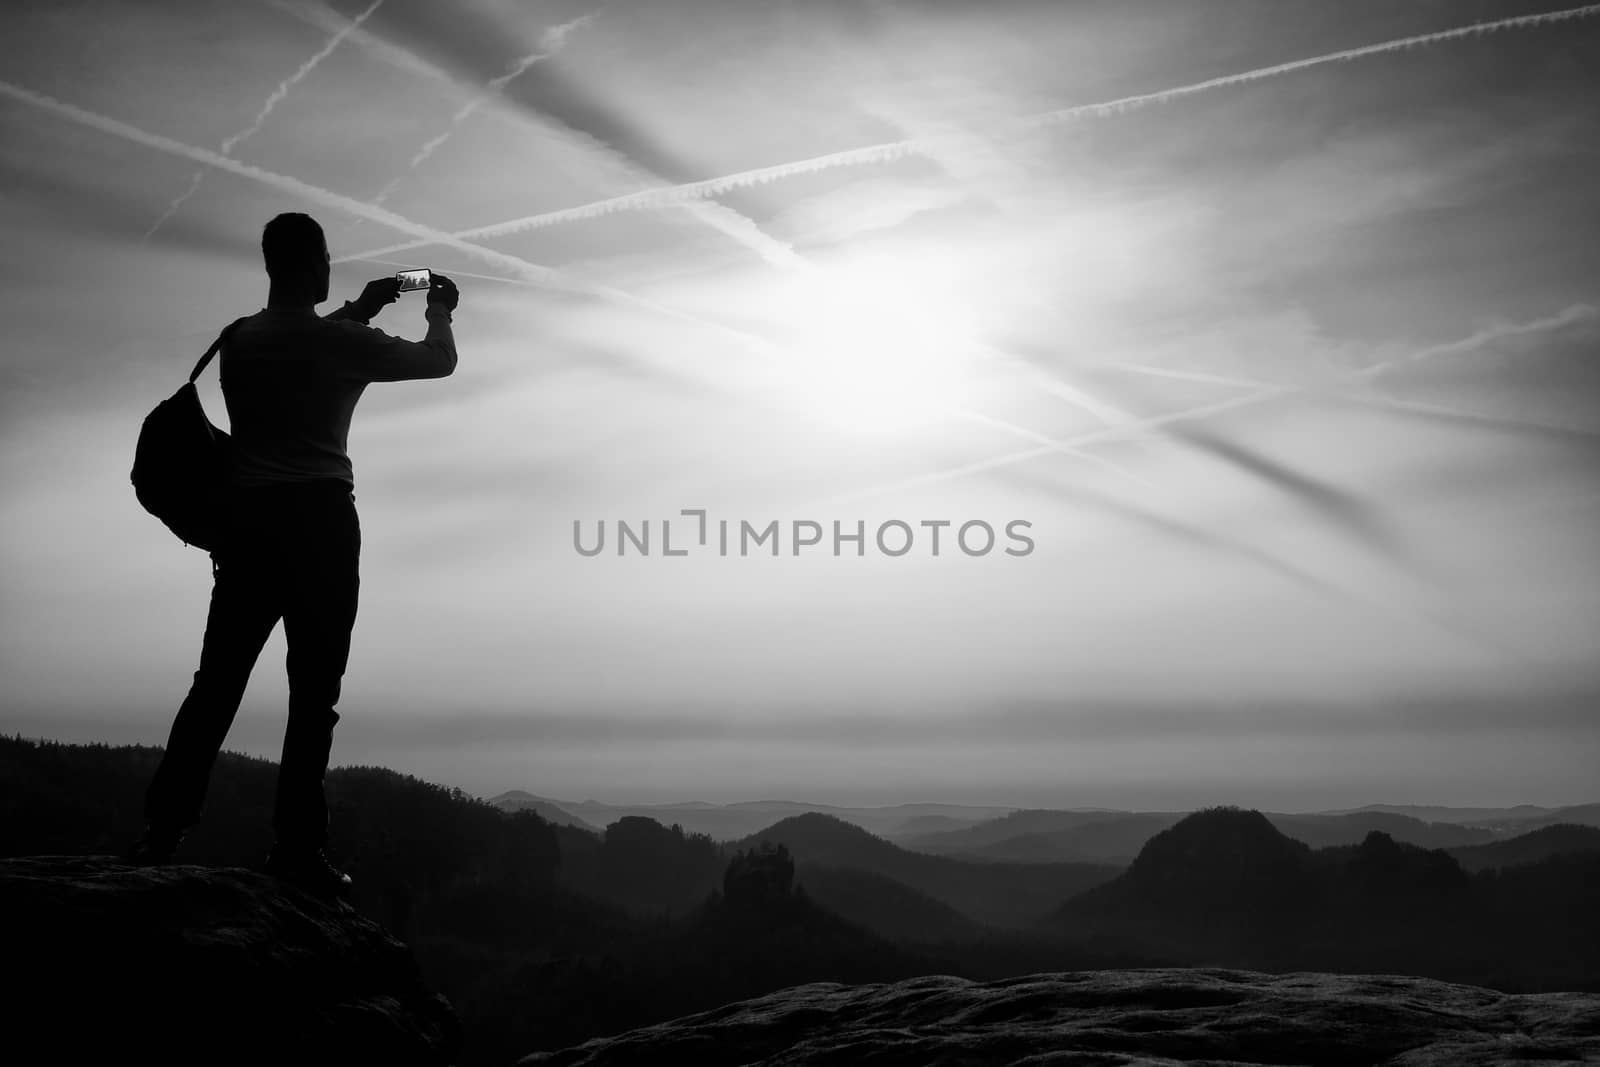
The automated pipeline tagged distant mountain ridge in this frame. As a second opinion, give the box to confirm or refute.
[487,790,602,832]
[488,796,1014,840]
[1323,803,1558,823]
[904,810,1184,863]
[1265,811,1496,850]
[736,812,1118,929]
[482,791,1600,851]
[898,804,1600,863]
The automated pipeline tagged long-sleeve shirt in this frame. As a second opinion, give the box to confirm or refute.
[221,300,456,488]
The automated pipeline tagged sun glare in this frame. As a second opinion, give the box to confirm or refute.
[775,252,985,433]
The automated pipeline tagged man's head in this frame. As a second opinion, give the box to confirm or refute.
[262,212,330,304]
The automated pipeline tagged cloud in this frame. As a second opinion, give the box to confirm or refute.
[125,676,1600,751]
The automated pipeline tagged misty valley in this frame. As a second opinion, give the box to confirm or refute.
[5,736,1596,1066]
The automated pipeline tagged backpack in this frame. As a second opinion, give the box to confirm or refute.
[131,317,250,552]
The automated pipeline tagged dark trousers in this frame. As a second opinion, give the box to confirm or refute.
[145,479,361,850]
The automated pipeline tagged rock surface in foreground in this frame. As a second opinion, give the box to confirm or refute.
[519,967,1600,1066]
[3,855,459,1066]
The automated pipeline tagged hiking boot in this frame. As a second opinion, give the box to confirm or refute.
[122,826,184,866]
[264,845,353,900]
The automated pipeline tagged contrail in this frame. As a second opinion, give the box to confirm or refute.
[260,1,802,272]
[261,0,770,269]
[143,0,384,241]
[341,3,1600,261]
[0,76,760,338]
[368,14,596,210]
[319,12,1126,428]
[1101,350,1600,443]
[827,304,1599,505]
[224,0,385,157]
[952,408,1158,489]
[1356,303,1598,379]
[1019,4,1600,131]
[256,0,449,85]
[300,8,1148,427]
[326,2,1596,442]
[317,24,806,271]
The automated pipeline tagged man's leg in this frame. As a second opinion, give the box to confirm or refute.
[274,487,360,853]
[143,553,282,841]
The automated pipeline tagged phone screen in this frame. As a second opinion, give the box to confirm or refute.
[396,268,431,292]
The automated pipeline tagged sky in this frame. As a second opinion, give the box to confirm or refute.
[2,0,1598,810]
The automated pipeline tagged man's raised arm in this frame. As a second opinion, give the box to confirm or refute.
[335,274,460,383]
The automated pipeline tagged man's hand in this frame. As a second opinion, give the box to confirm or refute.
[351,276,403,321]
[427,273,459,313]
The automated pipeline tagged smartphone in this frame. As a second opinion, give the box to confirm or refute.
[396,268,431,293]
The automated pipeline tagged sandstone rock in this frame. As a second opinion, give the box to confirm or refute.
[518,967,1600,1066]
[3,855,460,1066]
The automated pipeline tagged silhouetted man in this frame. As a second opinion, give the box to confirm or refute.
[125,212,459,897]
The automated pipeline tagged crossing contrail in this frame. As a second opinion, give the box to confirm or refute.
[259,0,805,270]
[826,304,1600,505]
[10,65,1110,442]
[142,0,385,242]
[340,3,1600,262]
[368,13,596,210]
[0,76,761,338]
[308,8,1122,426]
[312,17,807,270]
[953,408,1159,489]
[326,1,1597,444]
[224,0,386,157]
[257,0,447,84]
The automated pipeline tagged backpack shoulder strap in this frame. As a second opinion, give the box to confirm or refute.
[187,317,252,383]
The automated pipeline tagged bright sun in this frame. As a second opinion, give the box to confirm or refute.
[774,252,985,433]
